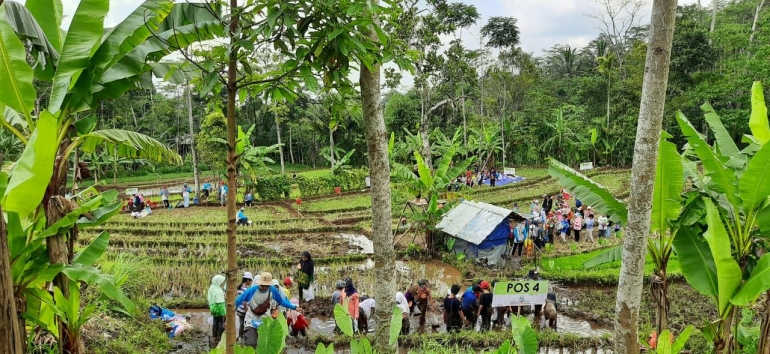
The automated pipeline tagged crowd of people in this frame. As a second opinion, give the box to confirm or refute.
[508,190,622,256]
[205,248,558,349]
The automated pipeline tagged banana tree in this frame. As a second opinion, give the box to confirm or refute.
[670,82,770,353]
[548,131,686,334]
[0,1,218,351]
[391,145,475,253]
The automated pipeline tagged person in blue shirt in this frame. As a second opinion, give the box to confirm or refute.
[202,180,212,199]
[244,192,253,207]
[461,284,481,328]
[219,182,228,206]
[237,272,301,348]
[237,207,249,226]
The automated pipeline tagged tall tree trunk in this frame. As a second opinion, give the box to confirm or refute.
[276,119,285,173]
[607,74,611,128]
[359,6,396,351]
[329,128,335,168]
[224,1,240,352]
[462,88,467,152]
[289,125,295,164]
[419,113,431,168]
[614,1,677,353]
[709,0,718,44]
[750,0,766,43]
[187,81,200,194]
[501,81,506,167]
[759,290,770,354]
[0,155,25,354]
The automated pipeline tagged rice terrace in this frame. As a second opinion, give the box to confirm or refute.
[0,0,769,354]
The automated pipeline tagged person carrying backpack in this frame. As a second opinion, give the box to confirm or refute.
[572,213,584,242]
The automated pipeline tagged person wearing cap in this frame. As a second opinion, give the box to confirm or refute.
[415,279,433,327]
[160,186,170,209]
[236,272,254,339]
[237,272,301,348]
[237,207,249,226]
[477,281,494,332]
[331,280,345,306]
[282,277,293,299]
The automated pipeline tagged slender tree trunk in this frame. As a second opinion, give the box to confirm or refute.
[359,6,396,350]
[614,1,677,353]
[651,270,669,335]
[329,128,335,168]
[462,87,467,153]
[607,74,611,128]
[750,0,766,43]
[501,81,506,167]
[289,125,295,164]
[187,81,200,194]
[0,155,24,354]
[709,0,717,44]
[276,119,285,173]
[224,1,240,352]
[759,290,770,354]
[419,113,432,168]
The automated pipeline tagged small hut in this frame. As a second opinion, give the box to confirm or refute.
[435,200,513,265]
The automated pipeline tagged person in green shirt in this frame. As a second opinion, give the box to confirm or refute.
[207,274,226,344]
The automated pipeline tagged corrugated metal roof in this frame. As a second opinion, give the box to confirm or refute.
[436,200,512,245]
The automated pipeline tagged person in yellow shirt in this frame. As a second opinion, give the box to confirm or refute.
[282,277,293,299]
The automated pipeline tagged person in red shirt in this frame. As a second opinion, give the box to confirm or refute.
[287,299,309,337]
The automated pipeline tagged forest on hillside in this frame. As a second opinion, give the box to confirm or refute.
[6,0,768,178]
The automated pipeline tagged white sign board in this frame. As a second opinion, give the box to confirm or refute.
[503,167,516,176]
[579,162,594,171]
[125,188,139,195]
[365,176,371,188]
[491,281,549,307]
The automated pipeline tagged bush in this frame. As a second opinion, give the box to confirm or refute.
[254,175,291,201]
[295,168,368,197]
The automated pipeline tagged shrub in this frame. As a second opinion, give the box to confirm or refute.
[254,175,291,201]
[295,168,368,197]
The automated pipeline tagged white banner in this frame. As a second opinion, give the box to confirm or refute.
[491,281,549,307]
[125,188,139,195]
[503,167,516,176]
[579,162,594,171]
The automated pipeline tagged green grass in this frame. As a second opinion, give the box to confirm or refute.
[540,247,682,284]
[303,194,372,212]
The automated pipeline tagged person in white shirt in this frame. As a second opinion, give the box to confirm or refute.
[358,295,376,334]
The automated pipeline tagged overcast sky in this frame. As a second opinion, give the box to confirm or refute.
[40,0,701,89]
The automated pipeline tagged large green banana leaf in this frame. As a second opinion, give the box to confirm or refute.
[61,263,135,314]
[701,102,740,159]
[731,253,770,306]
[651,133,684,233]
[24,0,64,53]
[74,129,182,164]
[2,111,58,217]
[2,1,59,79]
[702,199,742,316]
[582,246,623,269]
[749,81,770,144]
[676,111,740,210]
[738,137,770,212]
[547,158,628,224]
[672,222,718,299]
[47,0,109,114]
[0,4,37,124]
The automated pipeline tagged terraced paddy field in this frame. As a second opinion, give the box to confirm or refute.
[81,167,716,353]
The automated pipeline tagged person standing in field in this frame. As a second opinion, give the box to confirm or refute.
[415,279,434,328]
[444,285,467,333]
[572,212,583,242]
[161,186,170,209]
[219,181,228,207]
[477,281,493,332]
[597,214,609,238]
[207,275,226,346]
[396,292,411,335]
[182,183,191,208]
[489,168,497,187]
[585,214,596,242]
[296,251,314,302]
[236,272,254,340]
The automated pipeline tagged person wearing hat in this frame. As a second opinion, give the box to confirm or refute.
[237,272,301,348]
[237,207,249,226]
[415,279,433,328]
[477,281,494,332]
[236,272,254,339]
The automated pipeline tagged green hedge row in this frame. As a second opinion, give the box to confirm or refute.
[253,175,292,201]
[295,168,368,198]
